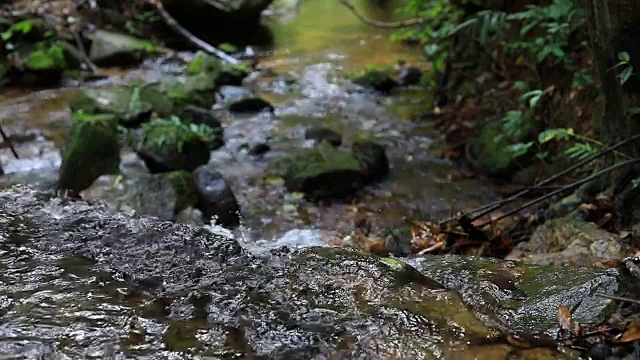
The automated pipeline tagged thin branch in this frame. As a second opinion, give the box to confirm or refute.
[337,0,423,29]
[474,158,640,228]
[148,0,240,65]
[0,125,19,159]
[440,132,640,225]
[71,31,99,74]
[596,292,640,305]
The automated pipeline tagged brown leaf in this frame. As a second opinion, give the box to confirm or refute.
[558,305,573,331]
[621,326,640,343]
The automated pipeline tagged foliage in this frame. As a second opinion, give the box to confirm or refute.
[144,115,218,153]
[24,43,66,70]
[610,51,635,85]
[396,0,585,83]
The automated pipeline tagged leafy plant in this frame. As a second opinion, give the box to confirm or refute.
[609,51,634,85]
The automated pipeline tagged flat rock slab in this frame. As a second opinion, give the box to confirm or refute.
[0,186,492,359]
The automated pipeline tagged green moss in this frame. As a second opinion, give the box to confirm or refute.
[218,43,239,53]
[161,74,217,109]
[162,170,199,213]
[186,51,222,75]
[58,113,121,192]
[25,44,66,70]
[287,144,362,185]
[142,118,201,156]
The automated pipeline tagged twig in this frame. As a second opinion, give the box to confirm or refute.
[440,133,640,225]
[337,0,423,29]
[0,125,19,159]
[147,0,240,65]
[71,31,99,74]
[596,292,640,305]
[474,159,640,228]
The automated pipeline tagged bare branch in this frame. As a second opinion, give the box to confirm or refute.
[148,0,240,65]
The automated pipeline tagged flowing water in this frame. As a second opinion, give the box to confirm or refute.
[0,1,523,358]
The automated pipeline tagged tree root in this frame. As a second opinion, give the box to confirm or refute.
[0,125,19,159]
[337,0,423,29]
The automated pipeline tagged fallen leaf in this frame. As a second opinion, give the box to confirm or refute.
[558,305,573,331]
[621,326,640,343]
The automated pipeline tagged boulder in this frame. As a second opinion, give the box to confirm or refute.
[304,127,342,147]
[58,113,121,193]
[285,142,365,199]
[87,29,161,66]
[136,118,210,173]
[352,140,389,183]
[193,165,241,227]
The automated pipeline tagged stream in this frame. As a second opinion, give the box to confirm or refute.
[0,1,611,359]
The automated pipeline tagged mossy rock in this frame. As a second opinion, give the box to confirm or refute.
[186,51,223,76]
[162,170,199,213]
[285,142,365,199]
[137,118,210,173]
[58,113,121,192]
[160,74,217,110]
[352,68,398,93]
[69,84,173,127]
[6,42,67,85]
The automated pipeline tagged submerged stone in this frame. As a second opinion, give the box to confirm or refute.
[352,68,398,93]
[352,140,389,183]
[304,127,342,147]
[58,113,120,192]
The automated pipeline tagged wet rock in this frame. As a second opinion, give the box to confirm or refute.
[136,118,210,173]
[506,217,627,266]
[352,140,389,183]
[193,165,241,227]
[69,84,173,127]
[248,142,271,155]
[217,85,254,103]
[218,63,251,86]
[398,66,422,86]
[410,255,633,333]
[304,127,342,147]
[285,142,365,199]
[82,173,178,220]
[218,86,274,113]
[58,113,121,193]
[178,105,221,128]
[0,186,494,358]
[228,97,274,113]
[175,206,205,225]
[88,29,161,66]
[352,68,398,93]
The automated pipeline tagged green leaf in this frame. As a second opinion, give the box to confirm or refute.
[538,128,570,143]
[619,66,633,85]
[619,51,630,63]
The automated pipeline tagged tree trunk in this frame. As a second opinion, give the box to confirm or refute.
[582,0,640,155]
